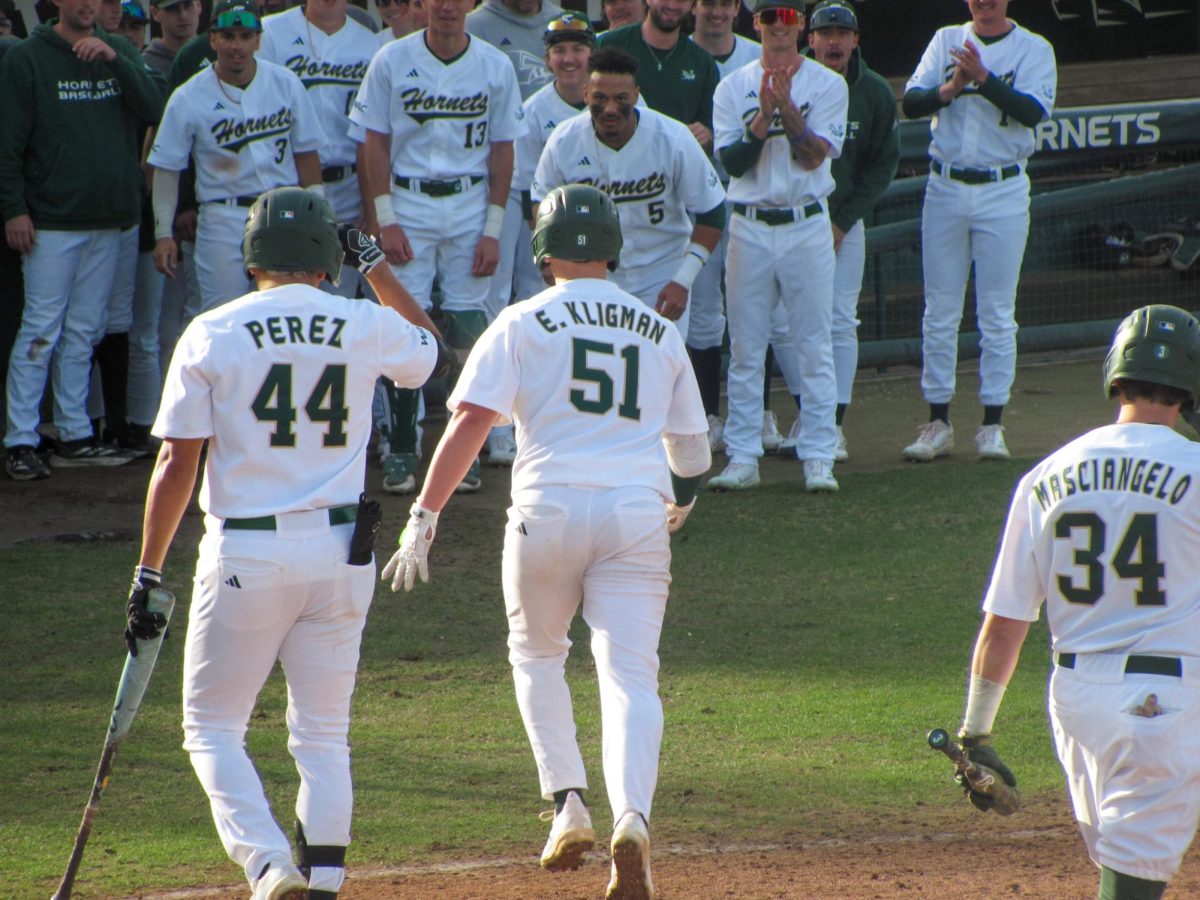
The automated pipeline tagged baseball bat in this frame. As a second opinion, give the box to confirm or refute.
[52,588,176,900]
[926,728,1020,816]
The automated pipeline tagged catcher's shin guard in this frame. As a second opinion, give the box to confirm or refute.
[295,820,346,898]
[442,309,489,351]
[384,384,420,455]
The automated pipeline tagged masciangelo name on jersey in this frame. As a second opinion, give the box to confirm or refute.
[531,108,725,278]
[906,21,1056,168]
[449,278,707,498]
[154,284,437,518]
[259,7,379,170]
[149,60,324,202]
[713,57,848,207]
[983,423,1200,658]
[349,32,522,179]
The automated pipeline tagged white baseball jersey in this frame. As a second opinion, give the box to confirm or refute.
[259,8,379,171]
[154,284,437,517]
[984,423,1200,655]
[450,278,708,497]
[349,32,522,179]
[531,108,725,275]
[149,61,325,201]
[906,21,1056,167]
[714,58,848,207]
[696,33,760,80]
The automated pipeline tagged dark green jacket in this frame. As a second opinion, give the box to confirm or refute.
[167,31,215,93]
[0,23,164,229]
[806,47,899,233]
[596,23,720,131]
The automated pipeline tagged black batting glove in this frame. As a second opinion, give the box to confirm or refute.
[125,565,168,656]
[956,734,1017,812]
[337,224,385,276]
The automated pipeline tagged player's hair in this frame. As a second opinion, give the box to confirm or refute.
[1111,379,1193,409]
[588,46,639,78]
[253,268,327,282]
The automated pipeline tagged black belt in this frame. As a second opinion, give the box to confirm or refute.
[931,159,1021,185]
[223,505,358,531]
[1056,652,1182,678]
[209,195,258,208]
[732,201,823,226]
[321,164,358,182]
[394,175,484,197]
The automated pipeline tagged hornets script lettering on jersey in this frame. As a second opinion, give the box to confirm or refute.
[212,107,293,153]
[400,88,489,122]
[281,56,370,88]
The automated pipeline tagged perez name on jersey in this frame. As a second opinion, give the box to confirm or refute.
[244,314,349,350]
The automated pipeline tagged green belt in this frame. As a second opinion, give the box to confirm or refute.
[931,159,1021,185]
[1056,652,1181,678]
[223,505,358,531]
[394,174,484,197]
[732,201,823,226]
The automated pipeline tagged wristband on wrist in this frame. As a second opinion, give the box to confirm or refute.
[961,674,1006,736]
[133,564,162,586]
[374,194,397,228]
[482,203,505,240]
[671,242,710,291]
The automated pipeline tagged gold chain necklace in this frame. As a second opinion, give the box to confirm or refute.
[212,66,245,105]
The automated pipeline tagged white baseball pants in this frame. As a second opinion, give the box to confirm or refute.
[919,172,1030,407]
[724,211,837,464]
[1049,653,1200,883]
[687,202,732,351]
[159,240,203,365]
[129,250,165,426]
[486,191,541,320]
[616,258,691,342]
[4,228,120,448]
[503,485,671,824]
[183,512,375,894]
[195,203,253,313]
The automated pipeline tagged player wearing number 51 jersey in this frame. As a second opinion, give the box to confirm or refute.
[955,305,1200,900]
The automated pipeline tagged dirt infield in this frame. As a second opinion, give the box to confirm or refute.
[7,354,1200,897]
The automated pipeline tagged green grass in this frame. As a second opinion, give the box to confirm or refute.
[0,459,1063,897]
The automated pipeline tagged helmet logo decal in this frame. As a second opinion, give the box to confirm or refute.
[1155,345,1169,359]
[281,210,296,220]
[1158,321,1177,332]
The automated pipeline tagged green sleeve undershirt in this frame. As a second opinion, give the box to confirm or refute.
[671,472,703,507]
[902,86,946,120]
[719,131,766,178]
[694,202,726,230]
[977,76,1046,129]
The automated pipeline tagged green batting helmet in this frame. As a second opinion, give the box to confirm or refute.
[531,184,622,271]
[1103,304,1200,407]
[242,187,344,284]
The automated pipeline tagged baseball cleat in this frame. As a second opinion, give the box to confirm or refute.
[50,438,132,467]
[706,414,725,454]
[486,428,517,466]
[706,461,760,491]
[253,861,308,900]
[382,452,418,494]
[455,458,483,493]
[761,410,783,453]
[5,445,50,481]
[902,420,954,462]
[975,424,1011,460]
[834,426,849,463]
[539,791,595,871]
[780,414,801,453]
[606,812,653,899]
[803,459,839,493]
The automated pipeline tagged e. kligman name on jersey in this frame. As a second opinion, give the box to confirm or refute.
[400,87,489,123]
[212,107,293,153]
[535,302,667,345]
[1032,455,1193,512]
[282,55,370,88]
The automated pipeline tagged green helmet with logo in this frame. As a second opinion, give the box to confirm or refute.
[242,187,344,284]
[531,183,622,271]
[1103,304,1200,407]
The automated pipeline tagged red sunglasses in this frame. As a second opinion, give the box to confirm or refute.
[757,7,800,25]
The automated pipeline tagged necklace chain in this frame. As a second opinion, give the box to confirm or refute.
[213,66,244,105]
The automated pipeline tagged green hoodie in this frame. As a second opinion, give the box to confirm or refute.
[0,22,164,230]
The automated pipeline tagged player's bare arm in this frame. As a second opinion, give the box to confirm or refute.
[362,128,413,264]
[775,84,830,171]
[355,142,374,232]
[687,121,713,154]
[473,140,515,278]
[138,437,204,571]
[748,68,778,140]
[968,613,1030,687]
[937,46,976,104]
[294,150,324,190]
[658,221,723,320]
[417,403,499,513]
[4,215,35,255]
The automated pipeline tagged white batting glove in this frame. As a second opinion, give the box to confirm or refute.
[665,499,695,534]
[381,503,439,592]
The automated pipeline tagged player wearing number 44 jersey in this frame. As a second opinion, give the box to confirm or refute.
[954,305,1200,900]
[382,184,710,899]
[902,0,1056,463]
[137,188,450,900]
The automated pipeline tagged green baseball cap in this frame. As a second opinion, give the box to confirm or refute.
[809,0,858,31]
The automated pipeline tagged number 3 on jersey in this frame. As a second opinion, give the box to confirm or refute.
[252,363,349,447]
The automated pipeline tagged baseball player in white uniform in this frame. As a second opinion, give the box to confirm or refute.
[130,188,449,900]
[531,46,726,341]
[259,0,379,296]
[687,0,759,452]
[382,184,710,900]
[707,0,847,494]
[952,304,1200,900]
[351,0,522,494]
[901,0,1056,463]
[149,0,326,314]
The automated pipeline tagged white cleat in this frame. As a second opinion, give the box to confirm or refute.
[761,409,783,454]
[706,414,725,454]
[975,424,1011,460]
[253,862,308,900]
[780,414,801,454]
[539,791,595,871]
[486,428,517,466]
[606,812,653,900]
[706,461,760,491]
[803,459,839,493]
[902,420,954,462]
[834,426,849,463]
